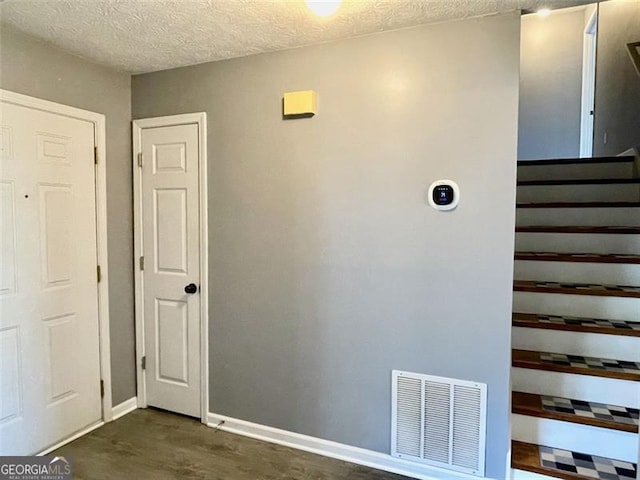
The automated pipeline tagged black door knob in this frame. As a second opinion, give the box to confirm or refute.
[184,283,198,294]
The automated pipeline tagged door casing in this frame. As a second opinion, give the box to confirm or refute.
[132,113,209,423]
[0,89,113,433]
[579,6,598,158]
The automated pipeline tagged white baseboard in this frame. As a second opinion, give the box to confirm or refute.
[207,412,495,480]
[112,397,138,421]
[38,420,104,456]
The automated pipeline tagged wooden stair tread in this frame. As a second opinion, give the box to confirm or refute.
[512,392,639,433]
[517,156,635,167]
[514,252,640,264]
[517,202,640,208]
[516,225,640,234]
[518,178,640,186]
[513,280,640,299]
[512,440,638,480]
[512,349,640,381]
[513,313,640,337]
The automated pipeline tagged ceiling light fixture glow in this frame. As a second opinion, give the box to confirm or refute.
[536,8,551,17]
[305,0,342,17]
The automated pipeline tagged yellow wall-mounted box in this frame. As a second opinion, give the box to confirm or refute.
[283,90,317,116]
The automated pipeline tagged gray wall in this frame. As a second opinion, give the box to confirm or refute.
[0,25,136,405]
[133,13,519,478]
[593,0,640,156]
[518,9,585,160]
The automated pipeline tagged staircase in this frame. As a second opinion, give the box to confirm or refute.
[510,155,640,480]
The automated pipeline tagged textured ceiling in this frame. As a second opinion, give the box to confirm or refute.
[0,0,591,74]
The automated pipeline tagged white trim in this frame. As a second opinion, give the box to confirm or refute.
[523,4,588,17]
[510,469,560,480]
[37,421,104,456]
[0,89,113,421]
[132,113,209,423]
[206,412,494,480]
[579,6,597,158]
[133,118,145,409]
[637,431,640,480]
[111,397,138,421]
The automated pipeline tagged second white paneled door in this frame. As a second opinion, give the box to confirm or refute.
[135,115,205,418]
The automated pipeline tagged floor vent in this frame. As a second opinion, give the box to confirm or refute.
[391,370,487,476]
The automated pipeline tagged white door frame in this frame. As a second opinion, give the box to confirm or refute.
[132,113,209,423]
[579,7,598,158]
[0,89,113,421]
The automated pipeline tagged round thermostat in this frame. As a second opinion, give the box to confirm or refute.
[428,180,459,211]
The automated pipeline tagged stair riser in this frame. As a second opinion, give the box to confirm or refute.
[512,327,640,362]
[516,184,640,203]
[512,367,640,408]
[510,469,557,480]
[517,162,635,181]
[513,291,640,322]
[511,414,638,462]
[514,260,640,286]
[516,207,640,227]
[515,232,640,255]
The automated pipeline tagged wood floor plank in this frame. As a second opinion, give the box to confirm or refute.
[52,409,408,480]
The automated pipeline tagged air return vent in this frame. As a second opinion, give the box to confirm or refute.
[391,370,487,476]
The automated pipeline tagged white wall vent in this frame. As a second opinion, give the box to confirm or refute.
[391,370,487,476]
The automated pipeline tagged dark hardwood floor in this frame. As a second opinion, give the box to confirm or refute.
[53,408,409,480]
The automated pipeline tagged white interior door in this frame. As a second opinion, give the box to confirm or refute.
[0,101,102,455]
[579,8,597,158]
[140,122,201,418]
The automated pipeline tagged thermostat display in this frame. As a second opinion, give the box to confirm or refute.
[433,185,454,205]
[428,180,459,211]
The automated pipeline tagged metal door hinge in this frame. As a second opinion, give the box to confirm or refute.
[141,356,146,370]
[139,256,144,271]
[97,265,101,283]
[94,147,98,164]
[137,152,143,167]
[100,379,105,398]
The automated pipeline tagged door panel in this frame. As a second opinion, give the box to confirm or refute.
[45,314,76,403]
[39,185,73,286]
[0,327,21,424]
[155,188,188,274]
[141,123,200,418]
[0,101,101,455]
[156,298,189,385]
[154,143,186,172]
[0,181,17,295]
